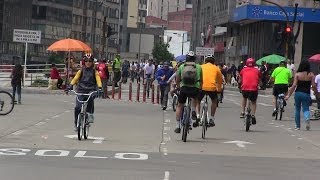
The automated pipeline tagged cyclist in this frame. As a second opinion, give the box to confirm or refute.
[167,57,186,97]
[239,58,261,125]
[174,51,202,133]
[68,56,103,131]
[271,60,292,116]
[144,59,155,82]
[195,54,223,127]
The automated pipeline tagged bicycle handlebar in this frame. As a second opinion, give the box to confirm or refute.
[69,90,98,104]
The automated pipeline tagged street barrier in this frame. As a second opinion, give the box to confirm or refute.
[151,84,155,104]
[156,85,160,104]
[136,83,140,102]
[129,82,132,101]
[142,83,146,102]
[112,85,115,99]
[118,83,122,100]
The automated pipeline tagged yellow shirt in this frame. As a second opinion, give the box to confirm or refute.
[201,63,223,92]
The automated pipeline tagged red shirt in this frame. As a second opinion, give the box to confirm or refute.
[240,67,260,91]
[50,68,60,79]
[97,63,108,79]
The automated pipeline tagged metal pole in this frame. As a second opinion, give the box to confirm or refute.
[23,42,27,87]
[182,33,184,55]
[138,22,142,63]
[117,0,122,52]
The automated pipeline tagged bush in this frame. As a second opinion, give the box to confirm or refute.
[31,79,49,87]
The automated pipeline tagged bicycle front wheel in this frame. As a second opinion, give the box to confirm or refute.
[201,107,207,139]
[245,115,251,132]
[83,116,89,139]
[77,114,84,140]
[0,91,14,116]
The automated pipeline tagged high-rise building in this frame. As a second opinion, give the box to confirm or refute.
[147,0,192,20]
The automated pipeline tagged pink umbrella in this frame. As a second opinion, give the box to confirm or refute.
[309,54,320,63]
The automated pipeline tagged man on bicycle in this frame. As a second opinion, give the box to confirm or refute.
[195,54,223,127]
[174,51,202,133]
[68,56,103,131]
[271,60,292,116]
[156,61,174,110]
[144,59,155,81]
[239,58,261,124]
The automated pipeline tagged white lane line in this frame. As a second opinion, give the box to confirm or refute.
[275,126,279,128]
[161,142,166,145]
[164,171,170,180]
[52,115,60,119]
[258,103,273,107]
[165,119,171,123]
[35,122,46,126]
[259,94,272,98]
[162,148,168,152]
[12,130,24,135]
[92,137,105,144]
[164,153,168,155]
[164,127,171,131]
[291,135,296,137]
[65,110,71,113]
[163,132,167,135]
[164,136,171,142]
[298,138,303,140]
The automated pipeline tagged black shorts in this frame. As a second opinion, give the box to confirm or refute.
[273,84,288,97]
[198,90,218,101]
[178,86,199,104]
[242,90,258,102]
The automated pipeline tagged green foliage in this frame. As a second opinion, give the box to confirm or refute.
[31,79,48,87]
[152,42,174,63]
[48,53,64,64]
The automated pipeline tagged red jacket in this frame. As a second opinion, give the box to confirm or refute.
[50,67,60,79]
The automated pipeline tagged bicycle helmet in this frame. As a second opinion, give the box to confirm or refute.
[246,58,255,67]
[205,54,214,60]
[186,51,196,62]
[205,54,215,64]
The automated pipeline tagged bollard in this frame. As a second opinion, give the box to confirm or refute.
[118,83,122,100]
[151,84,155,104]
[142,83,146,102]
[104,81,108,99]
[136,83,140,102]
[156,85,160,104]
[112,85,115,99]
[129,82,132,101]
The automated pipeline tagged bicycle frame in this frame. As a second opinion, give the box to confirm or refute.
[201,95,209,124]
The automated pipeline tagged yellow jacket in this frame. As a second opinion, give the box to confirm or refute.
[201,63,223,92]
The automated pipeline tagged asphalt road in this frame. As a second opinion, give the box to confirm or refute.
[0,84,320,180]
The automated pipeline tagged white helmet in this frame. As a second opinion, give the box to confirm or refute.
[205,54,214,59]
[186,51,196,61]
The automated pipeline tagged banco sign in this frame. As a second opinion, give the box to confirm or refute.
[13,29,41,44]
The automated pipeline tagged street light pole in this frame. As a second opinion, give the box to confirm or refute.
[138,20,142,63]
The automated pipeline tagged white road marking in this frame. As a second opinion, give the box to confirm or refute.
[35,122,46,126]
[65,110,71,113]
[165,119,170,123]
[258,103,273,107]
[164,136,171,142]
[160,142,166,145]
[269,123,274,125]
[164,127,170,131]
[275,126,279,127]
[298,138,303,140]
[12,130,24,135]
[163,132,167,135]
[164,153,168,155]
[162,148,168,152]
[64,135,105,144]
[92,137,105,144]
[259,94,272,98]
[164,171,170,180]
[291,135,296,137]
[223,140,255,148]
[52,115,60,119]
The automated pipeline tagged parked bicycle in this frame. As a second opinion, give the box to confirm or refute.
[69,90,98,140]
[274,93,285,120]
[0,90,14,116]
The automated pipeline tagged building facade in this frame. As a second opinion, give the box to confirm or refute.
[192,0,320,66]
[147,0,192,20]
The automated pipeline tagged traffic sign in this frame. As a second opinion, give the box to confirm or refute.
[196,47,214,56]
[13,29,41,44]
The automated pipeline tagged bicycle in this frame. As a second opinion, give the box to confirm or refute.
[0,90,14,116]
[274,93,285,120]
[200,94,209,139]
[244,99,252,132]
[70,90,98,141]
[171,88,179,112]
[181,97,192,142]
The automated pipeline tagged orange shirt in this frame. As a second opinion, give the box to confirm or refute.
[201,63,223,92]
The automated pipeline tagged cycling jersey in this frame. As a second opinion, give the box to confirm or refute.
[240,67,261,91]
[201,63,223,92]
[271,67,292,85]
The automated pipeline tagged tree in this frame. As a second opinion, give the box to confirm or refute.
[152,42,174,63]
[48,52,64,64]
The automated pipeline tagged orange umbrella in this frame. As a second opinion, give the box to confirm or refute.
[47,38,91,52]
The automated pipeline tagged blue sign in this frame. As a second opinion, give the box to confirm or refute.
[233,5,320,23]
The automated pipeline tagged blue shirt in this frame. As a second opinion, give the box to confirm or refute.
[156,67,174,85]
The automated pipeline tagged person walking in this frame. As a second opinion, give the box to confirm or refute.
[10,64,23,104]
[112,54,122,87]
[50,64,63,89]
[96,59,109,98]
[156,61,174,110]
[314,66,320,109]
[285,60,317,130]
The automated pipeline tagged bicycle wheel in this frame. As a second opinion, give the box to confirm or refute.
[201,107,207,139]
[245,115,251,132]
[182,106,189,142]
[172,95,177,112]
[0,91,14,116]
[83,114,89,140]
[77,114,84,140]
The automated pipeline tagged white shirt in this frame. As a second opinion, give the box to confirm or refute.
[315,74,320,92]
[287,64,295,73]
[144,64,155,75]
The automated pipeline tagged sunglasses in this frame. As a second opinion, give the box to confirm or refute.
[84,60,93,63]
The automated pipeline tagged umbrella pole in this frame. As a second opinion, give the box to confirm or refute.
[66,51,70,87]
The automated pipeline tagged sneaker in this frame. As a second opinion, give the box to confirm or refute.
[174,127,181,133]
[272,109,277,117]
[283,100,287,106]
[251,115,256,125]
[162,106,167,110]
[193,118,200,128]
[294,127,300,130]
[306,121,310,131]
[191,111,196,120]
[209,119,215,127]
[240,112,245,118]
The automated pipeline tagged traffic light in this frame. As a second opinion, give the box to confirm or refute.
[285,26,292,33]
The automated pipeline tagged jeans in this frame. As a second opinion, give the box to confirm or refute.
[12,84,21,103]
[160,84,170,107]
[294,91,311,128]
[74,95,95,126]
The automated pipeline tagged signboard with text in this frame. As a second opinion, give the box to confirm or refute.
[13,29,41,44]
[196,47,214,56]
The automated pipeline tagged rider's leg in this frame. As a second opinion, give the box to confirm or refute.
[74,95,83,127]
[162,84,170,108]
[175,91,187,133]
[241,95,247,118]
[17,84,22,104]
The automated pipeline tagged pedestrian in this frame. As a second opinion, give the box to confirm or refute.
[156,61,174,110]
[130,61,136,82]
[50,64,63,89]
[260,61,268,90]
[10,64,23,104]
[314,66,320,109]
[96,59,109,98]
[285,60,317,130]
[112,54,122,87]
